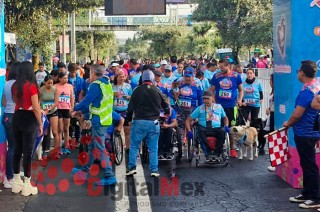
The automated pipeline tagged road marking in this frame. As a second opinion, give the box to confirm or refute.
[135,158,152,212]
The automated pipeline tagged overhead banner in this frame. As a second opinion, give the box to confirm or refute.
[0,0,6,182]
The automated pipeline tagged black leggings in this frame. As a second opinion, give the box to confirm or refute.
[240,106,260,125]
[158,128,173,154]
[12,110,38,178]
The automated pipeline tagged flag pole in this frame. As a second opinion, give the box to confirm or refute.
[264,127,288,138]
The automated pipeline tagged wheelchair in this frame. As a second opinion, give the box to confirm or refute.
[188,124,230,167]
[157,126,183,163]
[105,130,124,166]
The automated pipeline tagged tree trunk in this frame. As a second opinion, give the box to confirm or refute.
[232,47,240,65]
[32,51,40,71]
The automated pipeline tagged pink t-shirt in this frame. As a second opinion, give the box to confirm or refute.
[54,83,73,109]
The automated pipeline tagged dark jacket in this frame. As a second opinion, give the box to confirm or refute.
[126,83,170,121]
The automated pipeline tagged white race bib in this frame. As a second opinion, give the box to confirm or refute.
[244,99,256,104]
[59,95,70,103]
[114,99,127,107]
[219,90,232,99]
[42,101,54,110]
[180,99,191,108]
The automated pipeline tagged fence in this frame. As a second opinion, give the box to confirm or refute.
[249,68,274,121]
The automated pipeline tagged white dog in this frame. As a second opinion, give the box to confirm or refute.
[230,126,259,160]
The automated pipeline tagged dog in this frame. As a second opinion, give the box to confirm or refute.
[230,126,259,160]
[250,118,267,155]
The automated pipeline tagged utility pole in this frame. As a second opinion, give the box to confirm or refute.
[70,11,76,63]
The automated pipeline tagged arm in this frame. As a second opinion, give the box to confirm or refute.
[185,116,193,132]
[164,119,177,128]
[283,106,306,127]
[223,116,229,127]
[31,94,43,135]
[74,83,99,112]
[237,84,244,105]
[49,88,59,112]
[70,86,74,109]
[210,85,216,103]
[2,93,6,107]
[126,90,136,122]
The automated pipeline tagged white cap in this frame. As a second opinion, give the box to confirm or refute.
[111,63,119,67]
[160,60,168,65]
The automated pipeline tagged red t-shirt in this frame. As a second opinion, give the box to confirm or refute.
[13,81,39,111]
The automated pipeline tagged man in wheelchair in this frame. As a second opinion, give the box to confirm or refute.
[158,96,178,160]
[186,90,229,162]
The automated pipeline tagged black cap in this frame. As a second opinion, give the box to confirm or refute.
[203,90,214,98]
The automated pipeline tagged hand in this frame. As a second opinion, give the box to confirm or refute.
[224,126,230,133]
[114,92,121,98]
[42,109,48,115]
[162,123,169,129]
[282,121,290,128]
[187,131,193,140]
[237,100,242,107]
[38,125,43,136]
[266,108,270,115]
[84,120,92,129]
[241,102,246,107]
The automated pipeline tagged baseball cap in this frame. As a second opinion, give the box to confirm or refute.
[111,62,119,67]
[165,64,172,71]
[203,90,214,98]
[160,60,168,65]
[184,67,194,77]
[153,63,160,68]
[153,70,162,76]
[142,70,155,82]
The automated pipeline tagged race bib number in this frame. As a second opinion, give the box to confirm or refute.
[59,95,70,103]
[42,101,54,110]
[244,99,256,104]
[114,99,127,107]
[219,90,232,99]
[180,99,191,108]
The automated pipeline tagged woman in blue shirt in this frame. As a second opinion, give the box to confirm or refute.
[113,70,133,153]
[240,68,263,124]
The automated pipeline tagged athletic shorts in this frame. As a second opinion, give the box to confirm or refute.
[58,109,71,119]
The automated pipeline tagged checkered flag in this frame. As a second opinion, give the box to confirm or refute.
[267,128,290,167]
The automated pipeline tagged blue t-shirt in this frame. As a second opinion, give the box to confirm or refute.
[160,108,176,125]
[106,111,122,135]
[211,71,242,108]
[190,104,226,128]
[178,84,203,109]
[173,70,183,79]
[243,80,262,107]
[293,81,320,137]
[200,78,210,91]
[204,69,215,81]
[130,72,141,89]
[112,83,133,111]
[161,75,177,105]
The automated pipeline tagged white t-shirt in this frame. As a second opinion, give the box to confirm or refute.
[35,71,48,85]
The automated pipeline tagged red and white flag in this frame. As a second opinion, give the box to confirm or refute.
[267,129,290,167]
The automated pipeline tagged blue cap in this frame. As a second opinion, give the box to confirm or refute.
[228,58,235,64]
[153,63,160,68]
[184,67,194,77]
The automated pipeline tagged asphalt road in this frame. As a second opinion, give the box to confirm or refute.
[0,149,314,212]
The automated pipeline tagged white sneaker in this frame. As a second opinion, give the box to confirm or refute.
[150,172,160,178]
[268,166,276,172]
[12,174,24,193]
[3,177,13,189]
[21,177,38,196]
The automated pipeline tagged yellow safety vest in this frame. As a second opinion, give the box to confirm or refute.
[89,80,113,126]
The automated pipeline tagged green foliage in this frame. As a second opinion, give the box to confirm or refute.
[76,31,118,61]
[124,36,149,59]
[136,24,222,60]
[192,0,273,61]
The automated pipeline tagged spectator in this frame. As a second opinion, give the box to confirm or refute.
[35,62,49,86]
[284,60,320,209]
[1,62,19,189]
[11,61,43,196]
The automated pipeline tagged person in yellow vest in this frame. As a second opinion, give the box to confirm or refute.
[71,64,116,186]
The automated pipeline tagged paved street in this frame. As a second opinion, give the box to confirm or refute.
[0,150,313,212]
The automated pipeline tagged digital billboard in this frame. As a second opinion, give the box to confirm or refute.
[105,0,166,15]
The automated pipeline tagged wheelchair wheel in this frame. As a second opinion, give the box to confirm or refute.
[112,133,124,166]
[223,133,231,160]
[187,127,196,162]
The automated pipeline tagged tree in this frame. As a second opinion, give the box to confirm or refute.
[192,0,272,63]
[5,0,104,68]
